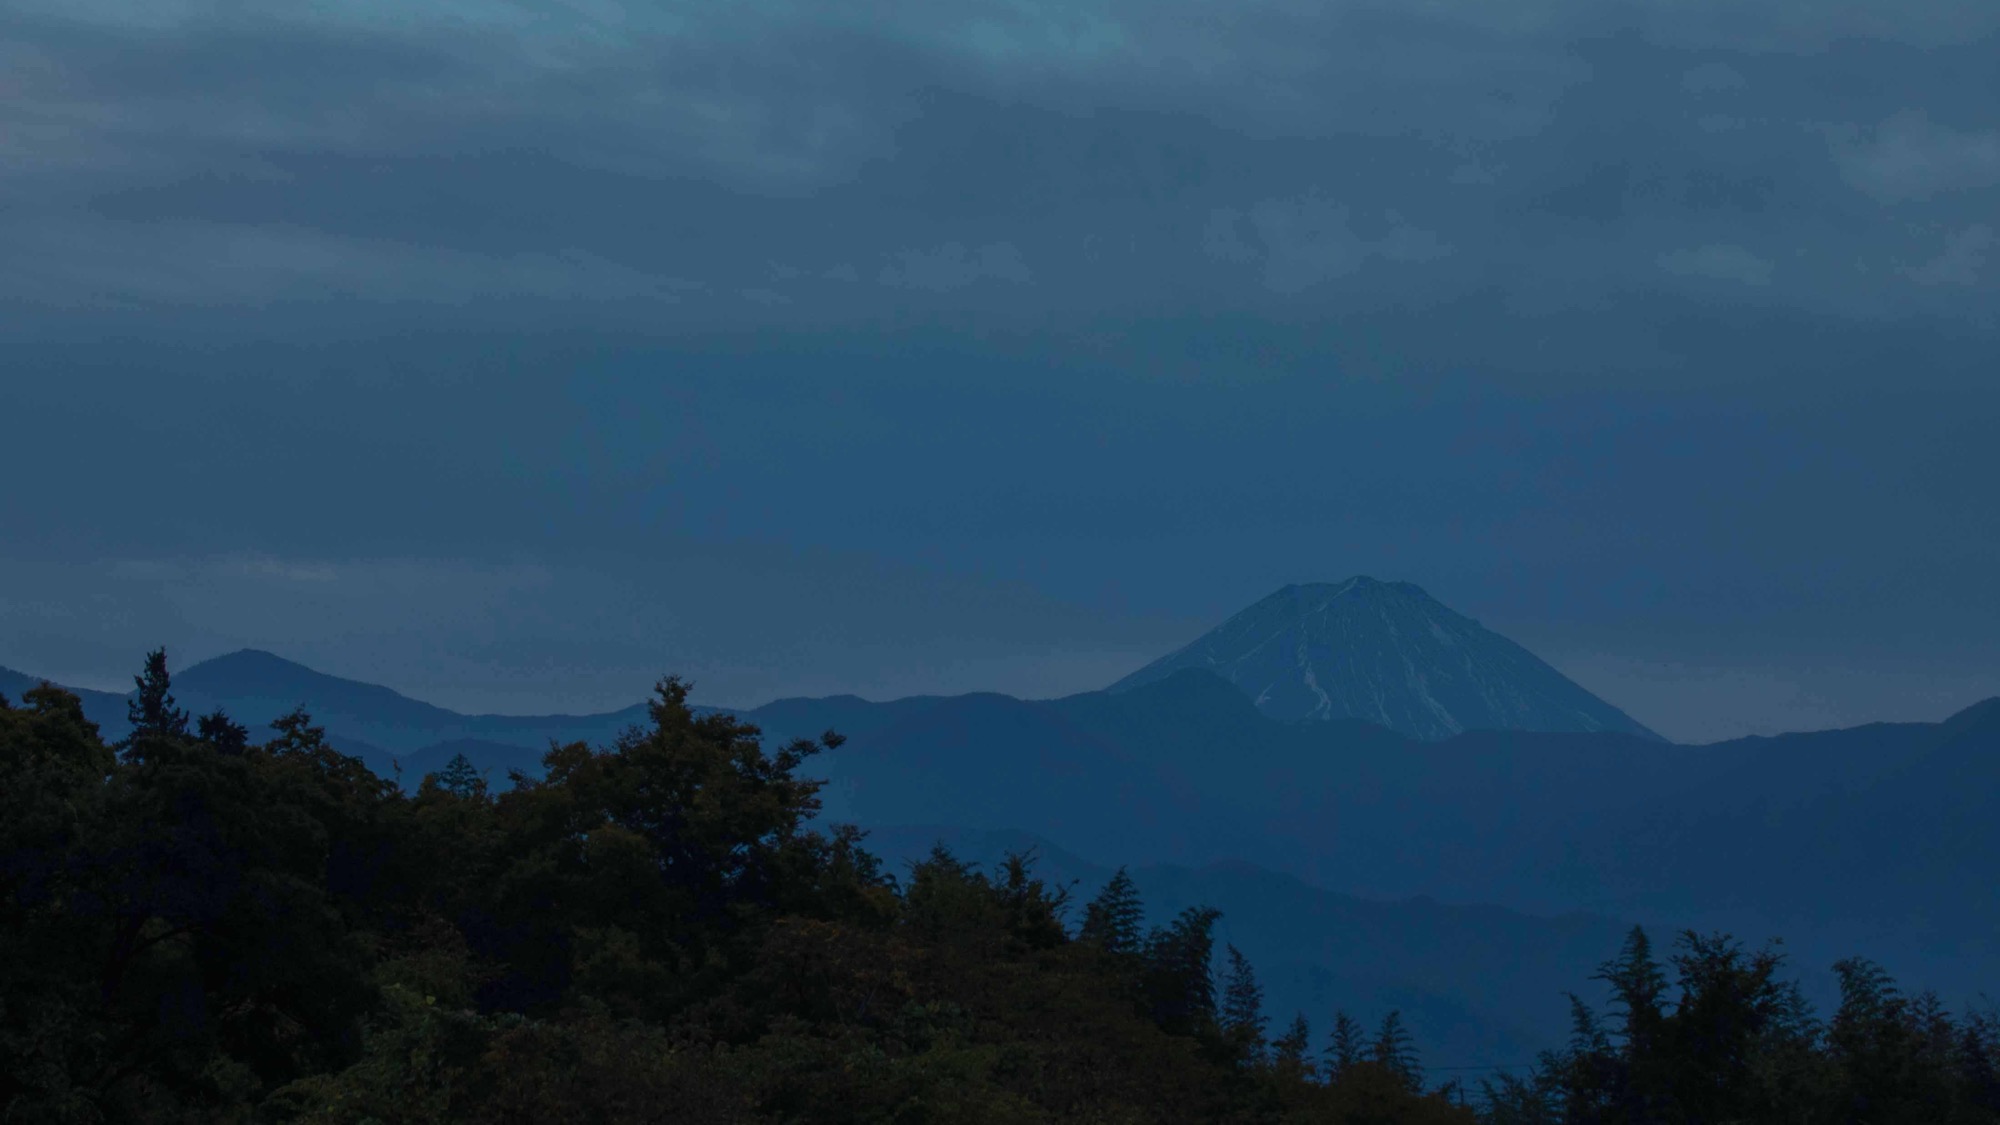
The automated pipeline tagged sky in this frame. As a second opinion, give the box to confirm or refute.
[2,0,1997,742]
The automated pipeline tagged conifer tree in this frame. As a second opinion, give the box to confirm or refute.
[1272,1013,1313,1080]
[196,710,249,755]
[1324,1010,1366,1078]
[1142,906,1221,1036]
[1080,867,1145,954]
[432,752,486,800]
[267,706,331,755]
[1373,1010,1422,1093]
[1220,944,1267,1060]
[1595,925,1668,1054]
[126,646,189,742]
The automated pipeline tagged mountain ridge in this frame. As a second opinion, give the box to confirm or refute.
[1108,577,1663,741]
[7,648,1998,1061]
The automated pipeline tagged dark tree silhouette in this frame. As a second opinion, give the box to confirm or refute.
[1374,1010,1423,1093]
[431,751,486,800]
[1143,906,1222,1037]
[1272,1012,1313,1080]
[1220,943,1267,1061]
[196,709,249,755]
[1080,866,1145,954]
[1325,1009,1367,1079]
[125,647,189,743]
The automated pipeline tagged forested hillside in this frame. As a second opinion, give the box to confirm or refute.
[5,654,1997,1123]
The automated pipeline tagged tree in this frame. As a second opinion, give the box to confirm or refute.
[197,710,250,755]
[1272,1013,1313,1081]
[125,647,188,744]
[1143,906,1221,1037]
[1481,1069,1561,1125]
[475,677,844,1018]
[1080,867,1145,954]
[1595,925,1667,1055]
[1220,944,1267,1062]
[1829,957,1958,1124]
[1373,1010,1422,1093]
[1662,931,1818,1124]
[1324,1010,1366,1078]
[431,752,487,800]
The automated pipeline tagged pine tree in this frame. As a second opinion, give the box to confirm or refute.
[1830,957,1932,1120]
[196,710,249,755]
[1142,905,1221,1036]
[1324,1010,1366,1078]
[432,752,486,800]
[1959,1010,2000,1115]
[1220,944,1267,1061]
[1666,931,1815,1123]
[1273,1013,1313,1080]
[267,707,331,755]
[1372,1010,1422,1093]
[1080,867,1145,954]
[126,647,189,742]
[1595,925,1668,1054]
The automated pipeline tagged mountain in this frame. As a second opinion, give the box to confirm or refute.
[1107,578,1662,741]
[748,672,2000,1005]
[799,687,1266,868]
[5,650,692,776]
[12,647,1998,1066]
[94,649,682,772]
[860,825,1634,1072]
[174,649,470,732]
[0,664,131,733]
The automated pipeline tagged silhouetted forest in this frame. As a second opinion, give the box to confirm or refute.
[4,652,1997,1123]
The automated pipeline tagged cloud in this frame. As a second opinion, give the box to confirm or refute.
[1830,111,2000,203]
[1656,243,1775,286]
[1205,194,1451,293]
[877,241,1032,291]
[1680,62,1746,94]
[0,0,1996,331]
[10,0,1990,212]
[0,218,704,308]
[1201,210,1262,264]
[1901,224,1995,287]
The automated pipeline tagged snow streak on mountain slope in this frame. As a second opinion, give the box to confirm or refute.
[1108,578,1661,741]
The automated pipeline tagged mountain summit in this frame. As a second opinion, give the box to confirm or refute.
[1108,578,1662,741]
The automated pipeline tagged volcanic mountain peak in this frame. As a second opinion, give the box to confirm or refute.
[1109,579,1661,742]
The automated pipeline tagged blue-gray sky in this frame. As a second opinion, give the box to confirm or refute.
[3,0,1997,741]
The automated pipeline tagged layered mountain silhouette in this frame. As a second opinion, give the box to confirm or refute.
[1109,578,1662,741]
[8,632,1998,1062]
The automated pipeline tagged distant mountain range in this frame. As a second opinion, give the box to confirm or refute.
[0,649,667,779]
[1110,578,1660,741]
[6,583,1996,1068]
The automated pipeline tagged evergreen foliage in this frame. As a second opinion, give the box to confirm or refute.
[429,752,485,801]
[1327,1010,1368,1078]
[1223,942,1270,1061]
[1143,905,1223,1038]
[3,652,1996,1123]
[125,646,189,744]
[1274,1013,1315,1080]
[1373,1010,1423,1093]
[196,710,250,755]
[1080,865,1145,954]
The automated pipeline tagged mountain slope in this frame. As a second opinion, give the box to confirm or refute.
[800,690,1266,869]
[1109,578,1661,741]
[860,824,1633,1071]
[161,649,664,757]
[0,664,135,734]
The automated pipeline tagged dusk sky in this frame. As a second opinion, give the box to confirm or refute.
[4,0,1997,742]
